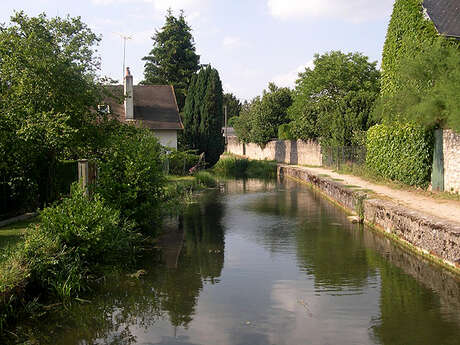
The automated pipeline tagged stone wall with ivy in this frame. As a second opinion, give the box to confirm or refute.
[381,0,439,96]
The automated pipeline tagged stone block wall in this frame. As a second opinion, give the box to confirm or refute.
[226,137,322,166]
[444,129,460,194]
[279,165,460,270]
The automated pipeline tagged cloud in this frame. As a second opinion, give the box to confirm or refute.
[267,0,394,23]
[272,60,314,88]
[222,36,245,49]
[92,0,209,17]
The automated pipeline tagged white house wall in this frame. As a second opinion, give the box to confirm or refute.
[152,129,178,149]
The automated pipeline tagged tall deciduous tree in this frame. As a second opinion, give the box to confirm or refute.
[0,12,103,210]
[183,65,224,166]
[233,83,292,146]
[288,51,380,147]
[142,10,200,111]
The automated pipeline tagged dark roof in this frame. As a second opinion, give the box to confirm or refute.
[423,0,460,38]
[103,85,183,130]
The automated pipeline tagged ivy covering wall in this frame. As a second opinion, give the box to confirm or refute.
[381,0,438,96]
[366,123,433,187]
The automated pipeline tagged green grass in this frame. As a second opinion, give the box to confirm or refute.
[193,171,218,188]
[0,217,37,254]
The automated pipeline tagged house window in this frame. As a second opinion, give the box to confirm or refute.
[97,104,111,115]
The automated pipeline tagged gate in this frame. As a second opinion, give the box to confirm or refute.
[431,129,444,192]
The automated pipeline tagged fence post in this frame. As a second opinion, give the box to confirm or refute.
[78,159,89,196]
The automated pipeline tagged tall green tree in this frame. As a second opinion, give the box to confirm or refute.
[0,12,103,211]
[223,93,242,121]
[142,10,200,111]
[233,83,292,146]
[288,51,380,147]
[183,65,224,166]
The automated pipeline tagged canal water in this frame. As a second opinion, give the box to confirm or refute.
[16,179,460,344]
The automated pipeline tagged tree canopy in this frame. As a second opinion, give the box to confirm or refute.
[234,83,292,146]
[223,93,242,121]
[182,65,224,166]
[142,10,200,111]
[288,51,380,147]
[0,12,104,212]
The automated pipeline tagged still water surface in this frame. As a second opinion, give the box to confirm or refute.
[22,179,460,344]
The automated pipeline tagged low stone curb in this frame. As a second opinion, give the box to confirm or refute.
[278,164,460,272]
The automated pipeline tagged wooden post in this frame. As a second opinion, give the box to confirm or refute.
[78,159,89,196]
[224,105,228,145]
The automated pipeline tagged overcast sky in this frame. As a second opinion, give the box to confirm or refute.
[0,0,394,101]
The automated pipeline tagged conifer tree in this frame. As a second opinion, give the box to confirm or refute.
[142,10,200,110]
[183,66,224,166]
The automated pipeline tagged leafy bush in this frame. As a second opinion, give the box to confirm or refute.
[366,123,433,187]
[0,184,136,302]
[167,149,200,176]
[96,127,166,232]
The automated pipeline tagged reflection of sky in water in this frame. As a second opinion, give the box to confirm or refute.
[21,179,460,345]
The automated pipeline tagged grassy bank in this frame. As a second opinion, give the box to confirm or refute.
[0,217,37,255]
[213,155,277,179]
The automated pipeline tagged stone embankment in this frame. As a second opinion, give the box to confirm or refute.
[278,165,460,273]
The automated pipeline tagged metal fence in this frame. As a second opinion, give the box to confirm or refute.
[322,146,366,171]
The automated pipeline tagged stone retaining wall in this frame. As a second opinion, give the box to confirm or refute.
[227,137,322,166]
[278,165,460,271]
[444,129,460,194]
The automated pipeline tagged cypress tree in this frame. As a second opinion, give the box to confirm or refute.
[200,68,224,166]
[182,65,224,166]
[182,74,197,149]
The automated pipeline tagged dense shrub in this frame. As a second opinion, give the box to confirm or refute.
[366,123,433,187]
[96,127,166,232]
[0,184,136,302]
[167,149,200,176]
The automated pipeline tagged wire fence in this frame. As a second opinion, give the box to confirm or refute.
[322,146,367,171]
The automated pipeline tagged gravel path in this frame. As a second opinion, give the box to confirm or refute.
[295,165,460,224]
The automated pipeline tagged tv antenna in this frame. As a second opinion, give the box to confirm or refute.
[115,33,132,82]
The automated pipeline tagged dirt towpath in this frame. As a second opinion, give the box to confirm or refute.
[292,165,460,224]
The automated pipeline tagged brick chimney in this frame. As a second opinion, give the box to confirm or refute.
[124,67,134,120]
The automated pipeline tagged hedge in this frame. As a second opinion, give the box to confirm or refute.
[366,123,433,187]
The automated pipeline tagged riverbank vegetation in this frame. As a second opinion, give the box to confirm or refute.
[213,155,277,179]
[0,10,222,332]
